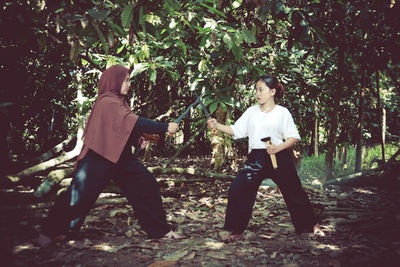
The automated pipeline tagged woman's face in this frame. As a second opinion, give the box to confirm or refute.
[255,80,275,104]
[120,74,130,95]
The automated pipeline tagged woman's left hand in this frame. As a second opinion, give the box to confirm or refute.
[266,144,281,154]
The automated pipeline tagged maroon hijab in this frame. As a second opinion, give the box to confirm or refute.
[77,65,138,163]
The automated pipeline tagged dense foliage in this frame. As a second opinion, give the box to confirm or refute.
[1,0,399,177]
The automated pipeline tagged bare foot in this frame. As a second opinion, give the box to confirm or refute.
[163,231,182,239]
[222,232,245,243]
[313,224,325,237]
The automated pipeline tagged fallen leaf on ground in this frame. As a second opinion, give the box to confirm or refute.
[207,251,226,260]
[205,241,224,249]
[183,252,196,260]
[147,260,177,267]
[110,209,129,217]
[163,249,189,261]
[311,249,321,255]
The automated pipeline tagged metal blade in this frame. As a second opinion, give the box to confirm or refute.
[173,97,200,123]
[195,93,210,118]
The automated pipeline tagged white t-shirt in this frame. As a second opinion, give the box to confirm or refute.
[230,105,301,154]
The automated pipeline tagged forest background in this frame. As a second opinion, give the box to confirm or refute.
[1,1,400,266]
[1,0,399,186]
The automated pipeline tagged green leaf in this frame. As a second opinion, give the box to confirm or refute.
[209,101,218,114]
[107,20,124,36]
[187,60,199,65]
[149,68,157,83]
[106,57,117,69]
[141,44,150,59]
[88,8,109,21]
[94,25,109,54]
[234,32,243,46]
[176,39,187,54]
[199,3,227,18]
[216,61,232,72]
[241,29,256,44]
[198,59,207,72]
[159,41,172,49]
[128,54,138,65]
[199,33,211,48]
[121,4,134,28]
[237,65,249,75]
[223,33,233,50]
[232,45,242,62]
[116,44,125,54]
[219,101,227,111]
[159,61,174,68]
[165,0,181,10]
[131,63,149,76]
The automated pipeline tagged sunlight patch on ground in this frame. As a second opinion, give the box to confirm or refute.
[93,243,116,252]
[205,240,224,249]
[316,243,341,251]
[98,193,120,198]
[13,243,36,253]
[353,188,376,195]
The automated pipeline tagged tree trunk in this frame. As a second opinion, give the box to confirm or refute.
[24,135,76,166]
[34,167,75,197]
[3,70,85,183]
[355,69,365,172]
[211,105,237,171]
[376,70,386,164]
[34,164,237,198]
[0,102,12,175]
[325,43,345,180]
[341,145,348,169]
[313,102,319,157]
[4,148,81,183]
[182,104,192,157]
[211,105,227,170]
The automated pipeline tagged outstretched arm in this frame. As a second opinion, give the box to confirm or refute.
[207,118,234,136]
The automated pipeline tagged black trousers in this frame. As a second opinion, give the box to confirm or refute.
[224,149,317,234]
[42,150,170,239]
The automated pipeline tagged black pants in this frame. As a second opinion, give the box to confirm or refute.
[42,150,170,239]
[224,149,317,234]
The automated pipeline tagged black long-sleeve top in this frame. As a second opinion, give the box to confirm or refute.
[119,117,168,161]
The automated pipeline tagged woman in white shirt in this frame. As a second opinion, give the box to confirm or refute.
[208,75,324,242]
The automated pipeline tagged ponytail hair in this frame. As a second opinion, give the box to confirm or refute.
[257,75,285,99]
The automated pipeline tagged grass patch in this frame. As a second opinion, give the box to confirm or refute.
[298,143,399,182]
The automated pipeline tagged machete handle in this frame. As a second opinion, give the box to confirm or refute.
[261,137,278,169]
[266,140,278,169]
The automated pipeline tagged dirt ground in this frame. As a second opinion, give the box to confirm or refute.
[1,157,400,267]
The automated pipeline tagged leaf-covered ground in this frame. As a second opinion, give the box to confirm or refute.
[1,157,399,267]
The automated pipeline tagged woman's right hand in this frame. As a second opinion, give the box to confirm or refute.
[168,122,179,134]
[207,118,218,130]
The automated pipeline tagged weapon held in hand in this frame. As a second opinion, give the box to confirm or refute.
[261,137,278,169]
[196,93,217,135]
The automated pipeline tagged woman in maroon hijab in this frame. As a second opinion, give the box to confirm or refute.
[35,65,180,246]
